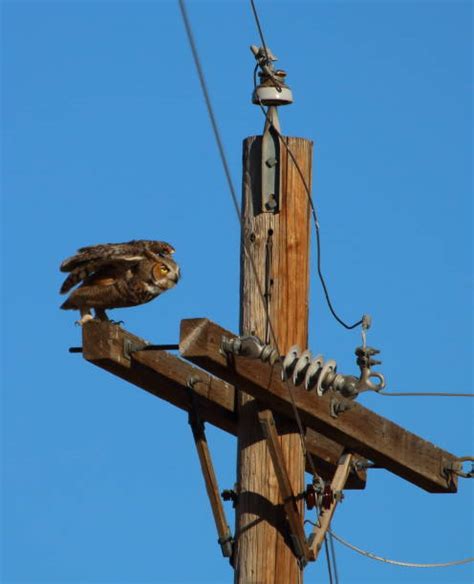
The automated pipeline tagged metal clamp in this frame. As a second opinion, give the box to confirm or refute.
[220,335,279,365]
[218,531,234,559]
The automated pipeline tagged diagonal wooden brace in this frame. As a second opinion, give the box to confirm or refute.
[187,380,234,559]
[308,453,353,560]
[258,410,315,564]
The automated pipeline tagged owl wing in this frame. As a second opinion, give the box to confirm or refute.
[60,264,136,310]
[59,256,140,294]
[60,240,174,273]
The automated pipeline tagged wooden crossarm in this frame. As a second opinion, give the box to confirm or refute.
[179,318,459,493]
[258,410,315,564]
[308,453,353,559]
[80,321,367,489]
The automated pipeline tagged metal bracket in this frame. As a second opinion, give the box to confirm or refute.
[261,109,280,214]
[330,397,355,419]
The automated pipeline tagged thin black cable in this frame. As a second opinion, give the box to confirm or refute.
[249,0,363,331]
[177,0,240,222]
[324,535,335,584]
[256,99,363,330]
[178,0,320,480]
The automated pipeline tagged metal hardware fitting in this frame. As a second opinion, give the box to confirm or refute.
[443,457,474,479]
[70,344,178,355]
[123,338,149,360]
[221,488,238,507]
[330,397,355,419]
[281,343,386,400]
[251,45,293,214]
[250,45,293,107]
[218,531,234,559]
[220,335,280,365]
[261,109,280,213]
[219,334,385,401]
[122,341,179,360]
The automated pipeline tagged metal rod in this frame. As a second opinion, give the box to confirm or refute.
[68,344,179,354]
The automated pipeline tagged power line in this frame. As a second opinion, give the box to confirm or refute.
[324,535,335,584]
[249,0,270,64]
[378,391,474,397]
[177,0,320,481]
[330,530,474,568]
[328,531,340,584]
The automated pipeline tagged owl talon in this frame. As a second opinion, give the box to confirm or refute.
[75,314,94,326]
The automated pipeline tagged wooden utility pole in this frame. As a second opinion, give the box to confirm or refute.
[75,41,465,584]
[235,129,313,582]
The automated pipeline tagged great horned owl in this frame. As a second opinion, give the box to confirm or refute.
[59,240,180,325]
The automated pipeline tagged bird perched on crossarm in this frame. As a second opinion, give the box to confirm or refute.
[59,240,180,325]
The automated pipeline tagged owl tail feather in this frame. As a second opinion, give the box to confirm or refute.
[60,297,75,310]
[60,267,91,294]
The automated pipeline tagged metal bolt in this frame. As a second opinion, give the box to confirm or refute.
[266,157,278,168]
[265,195,278,211]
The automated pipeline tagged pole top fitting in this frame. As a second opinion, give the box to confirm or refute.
[250,45,293,107]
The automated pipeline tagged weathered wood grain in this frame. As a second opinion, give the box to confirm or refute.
[180,317,459,494]
[258,410,314,563]
[236,136,312,583]
[81,320,367,488]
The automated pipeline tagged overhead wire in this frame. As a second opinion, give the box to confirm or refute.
[324,535,335,584]
[177,0,320,481]
[378,390,474,397]
[328,531,340,584]
[250,0,270,64]
[329,530,474,568]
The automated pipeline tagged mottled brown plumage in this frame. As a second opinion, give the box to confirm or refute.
[59,240,180,324]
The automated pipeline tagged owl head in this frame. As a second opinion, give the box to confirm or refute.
[151,256,181,291]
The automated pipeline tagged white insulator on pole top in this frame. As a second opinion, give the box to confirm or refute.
[250,45,293,107]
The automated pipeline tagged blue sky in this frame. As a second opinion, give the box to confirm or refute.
[1,1,472,583]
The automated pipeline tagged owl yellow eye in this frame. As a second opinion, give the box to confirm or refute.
[160,265,169,274]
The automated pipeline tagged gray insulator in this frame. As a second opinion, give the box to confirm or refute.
[292,350,312,385]
[282,345,301,380]
[316,359,337,396]
[304,354,325,391]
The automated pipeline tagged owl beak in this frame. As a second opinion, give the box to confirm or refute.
[171,271,180,283]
